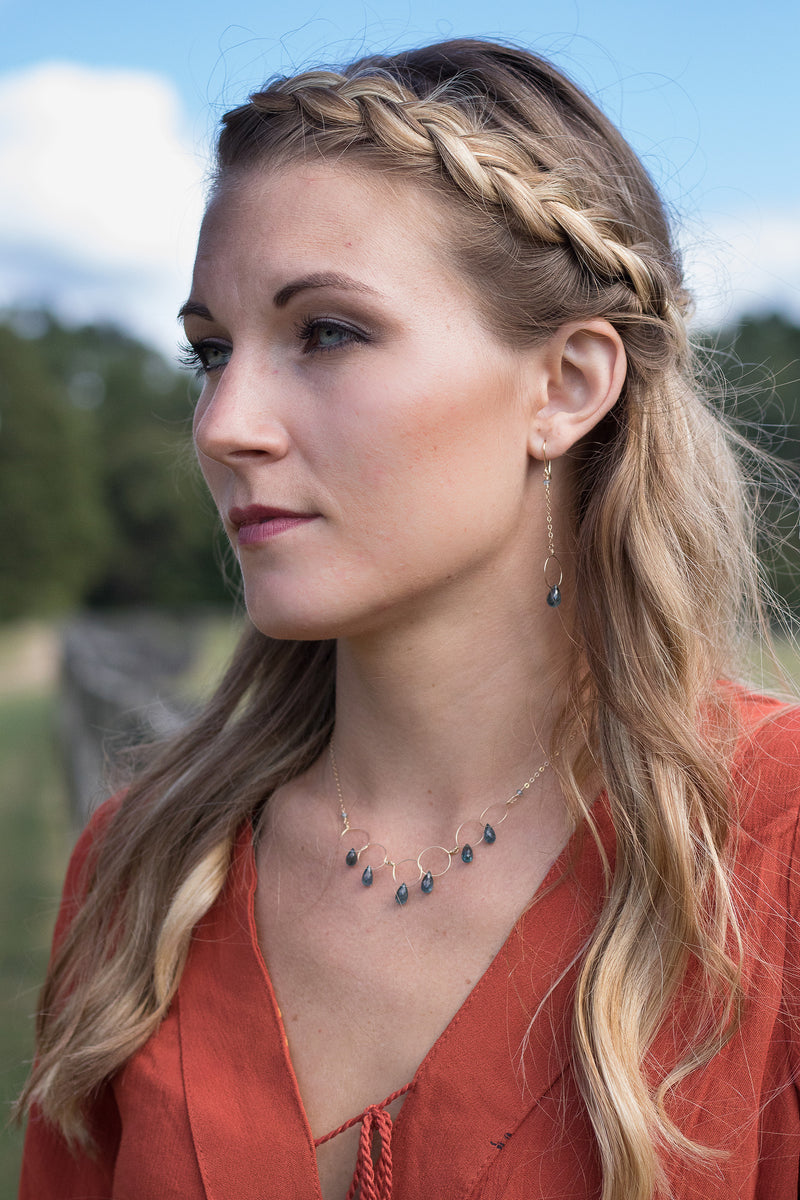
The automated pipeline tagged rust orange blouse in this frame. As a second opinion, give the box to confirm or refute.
[19,691,800,1198]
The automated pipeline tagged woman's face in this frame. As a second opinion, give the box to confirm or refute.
[185,163,550,640]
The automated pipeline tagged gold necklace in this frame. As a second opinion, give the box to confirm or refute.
[329,742,551,905]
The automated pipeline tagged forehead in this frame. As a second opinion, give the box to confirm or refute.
[193,162,470,302]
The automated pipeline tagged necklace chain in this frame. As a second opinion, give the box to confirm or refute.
[329,742,551,905]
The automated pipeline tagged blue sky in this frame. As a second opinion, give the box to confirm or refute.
[1,0,798,351]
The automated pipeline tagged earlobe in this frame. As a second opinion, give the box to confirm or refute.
[528,319,627,460]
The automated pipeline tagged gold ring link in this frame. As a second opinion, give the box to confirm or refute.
[391,858,424,885]
[479,801,512,828]
[543,554,563,588]
[340,826,370,855]
[417,845,453,878]
[359,842,390,868]
[454,818,485,848]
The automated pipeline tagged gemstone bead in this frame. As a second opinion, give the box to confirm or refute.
[483,823,496,844]
[421,871,434,894]
[461,844,474,863]
[547,585,561,608]
[345,847,358,866]
[362,865,373,887]
[395,883,409,905]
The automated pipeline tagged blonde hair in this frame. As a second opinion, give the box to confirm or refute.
[22,40,765,1199]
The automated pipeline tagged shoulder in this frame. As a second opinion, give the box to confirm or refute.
[725,683,800,832]
[721,686,800,930]
[64,793,124,887]
[52,793,125,951]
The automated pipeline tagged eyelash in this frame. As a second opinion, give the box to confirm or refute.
[294,315,368,354]
[177,339,228,378]
[178,317,369,379]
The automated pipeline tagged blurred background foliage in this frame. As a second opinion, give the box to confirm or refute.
[700,313,800,616]
[0,311,232,620]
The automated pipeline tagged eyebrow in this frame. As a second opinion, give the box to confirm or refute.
[273,272,380,308]
[177,272,380,325]
[177,300,213,323]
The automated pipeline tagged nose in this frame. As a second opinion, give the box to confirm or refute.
[193,363,290,466]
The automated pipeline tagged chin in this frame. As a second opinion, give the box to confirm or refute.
[242,587,400,643]
[240,573,331,640]
[245,607,335,642]
[242,592,353,642]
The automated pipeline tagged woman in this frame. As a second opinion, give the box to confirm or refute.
[18,38,800,1200]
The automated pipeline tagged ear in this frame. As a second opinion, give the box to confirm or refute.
[527,319,626,460]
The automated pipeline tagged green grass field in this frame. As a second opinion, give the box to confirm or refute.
[1,683,71,1193]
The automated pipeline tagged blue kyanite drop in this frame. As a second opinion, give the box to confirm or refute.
[395,882,409,905]
[345,847,358,866]
[461,844,474,864]
[362,865,373,887]
[421,871,434,894]
[483,823,496,844]
[547,585,561,608]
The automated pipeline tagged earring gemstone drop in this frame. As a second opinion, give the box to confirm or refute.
[547,585,561,607]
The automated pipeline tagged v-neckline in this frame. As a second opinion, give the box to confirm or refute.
[177,794,612,1199]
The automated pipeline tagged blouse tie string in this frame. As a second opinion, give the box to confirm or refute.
[314,1083,412,1200]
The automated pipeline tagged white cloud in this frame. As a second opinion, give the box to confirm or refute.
[681,206,800,330]
[0,61,208,355]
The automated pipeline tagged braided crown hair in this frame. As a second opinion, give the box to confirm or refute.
[217,43,691,370]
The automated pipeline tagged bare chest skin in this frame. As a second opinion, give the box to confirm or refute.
[253,780,572,1200]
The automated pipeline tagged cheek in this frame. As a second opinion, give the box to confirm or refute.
[323,405,453,506]
[329,390,508,542]
[387,386,508,490]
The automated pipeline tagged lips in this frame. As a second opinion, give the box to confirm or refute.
[229,504,309,528]
[228,504,318,545]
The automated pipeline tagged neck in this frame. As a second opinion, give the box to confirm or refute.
[327,589,572,834]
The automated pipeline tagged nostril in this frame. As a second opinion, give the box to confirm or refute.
[193,392,291,464]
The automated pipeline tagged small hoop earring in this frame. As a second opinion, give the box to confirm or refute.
[542,442,562,608]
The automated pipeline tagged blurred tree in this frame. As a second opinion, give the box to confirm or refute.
[708,313,800,618]
[713,313,800,451]
[0,322,108,617]
[0,313,232,617]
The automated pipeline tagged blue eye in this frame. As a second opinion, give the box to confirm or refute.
[297,317,366,354]
[178,339,231,376]
[200,342,231,370]
[315,323,348,348]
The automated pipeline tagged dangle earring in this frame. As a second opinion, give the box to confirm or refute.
[542,443,562,608]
